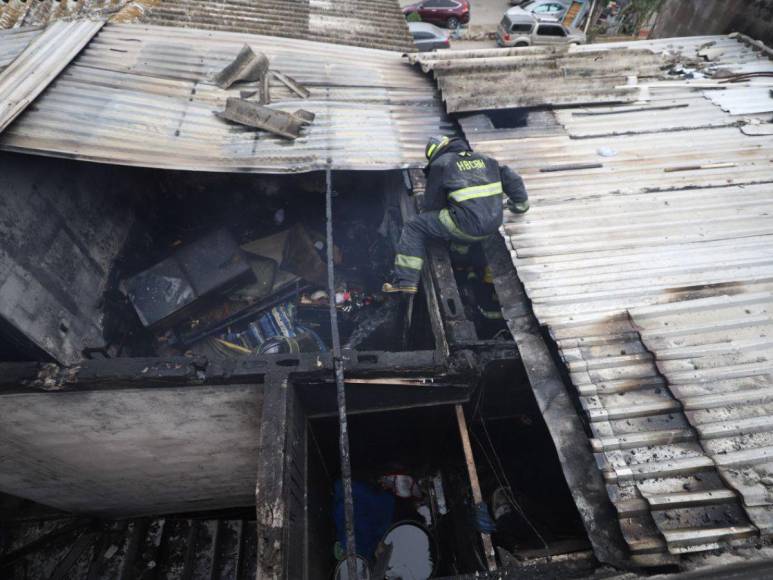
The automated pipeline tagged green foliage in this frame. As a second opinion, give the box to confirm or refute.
[406,11,423,22]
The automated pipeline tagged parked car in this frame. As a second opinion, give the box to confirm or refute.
[402,0,470,30]
[496,9,586,47]
[510,0,570,22]
[409,21,451,51]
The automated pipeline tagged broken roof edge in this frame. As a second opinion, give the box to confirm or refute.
[0,19,104,134]
[0,144,436,175]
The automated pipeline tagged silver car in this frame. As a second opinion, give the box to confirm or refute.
[496,9,586,47]
[409,21,451,52]
[510,0,570,21]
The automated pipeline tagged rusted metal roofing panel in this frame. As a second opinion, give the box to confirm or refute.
[0,0,124,29]
[0,22,448,173]
[0,19,103,134]
[141,0,415,53]
[462,34,773,566]
[0,0,415,52]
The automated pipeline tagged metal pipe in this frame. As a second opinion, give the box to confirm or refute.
[584,0,598,35]
[325,166,358,578]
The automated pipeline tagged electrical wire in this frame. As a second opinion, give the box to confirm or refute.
[306,420,333,488]
[470,430,551,563]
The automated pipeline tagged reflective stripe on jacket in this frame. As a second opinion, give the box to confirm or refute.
[425,146,504,238]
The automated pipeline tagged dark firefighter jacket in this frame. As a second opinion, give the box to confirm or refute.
[424,139,528,238]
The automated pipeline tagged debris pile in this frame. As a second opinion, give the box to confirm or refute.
[118,196,401,358]
[213,44,314,140]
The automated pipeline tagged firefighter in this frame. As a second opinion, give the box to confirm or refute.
[383,135,529,294]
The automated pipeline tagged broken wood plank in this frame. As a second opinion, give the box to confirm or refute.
[455,404,497,572]
[255,378,291,578]
[213,45,269,90]
[217,98,314,139]
[271,71,310,99]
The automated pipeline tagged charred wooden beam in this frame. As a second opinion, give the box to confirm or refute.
[255,378,297,579]
[483,235,629,569]
[298,381,470,418]
[401,169,477,351]
[0,350,451,394]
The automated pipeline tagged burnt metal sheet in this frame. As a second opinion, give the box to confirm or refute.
[0,22,449,173]
[141,0,415,53]
[465,34,773,566]
[0,19,103,134]
[630,294,773,535]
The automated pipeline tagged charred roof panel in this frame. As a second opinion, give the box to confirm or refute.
[630,294,773,536]
[0,22,449,173]
[464,34,773,566]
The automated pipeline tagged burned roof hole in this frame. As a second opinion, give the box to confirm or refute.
[477,107,562,135]
[59,321,69,334]
[96,168,432,360]
[307,363,590,575]
[486,108,530,129]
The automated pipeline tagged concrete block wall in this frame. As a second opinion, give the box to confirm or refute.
[651,0,773,45]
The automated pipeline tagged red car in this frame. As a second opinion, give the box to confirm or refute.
[403,0,470,30]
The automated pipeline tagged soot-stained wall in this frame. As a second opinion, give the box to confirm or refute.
[0,385,262,516]
[0,153,136,364]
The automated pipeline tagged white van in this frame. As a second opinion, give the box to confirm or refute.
[495,8,586,47]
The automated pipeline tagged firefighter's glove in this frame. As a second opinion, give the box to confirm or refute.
[474,502,497,534]
[507,199,530,214]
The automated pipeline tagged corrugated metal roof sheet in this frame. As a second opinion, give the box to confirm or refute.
[0,0,124,29]
[630,293,773,536]
[0,22,449,173]
[0,26,42,70]
[0,0,415,52]
[141,0,415,53]
[463,34,773,566]
[408,46,665,112]
[411,34,773,113]
[0,19,103,133]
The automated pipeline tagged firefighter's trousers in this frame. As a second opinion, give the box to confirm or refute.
[394,209,491,290]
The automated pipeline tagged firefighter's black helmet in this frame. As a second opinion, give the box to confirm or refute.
[425,135,451,161]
